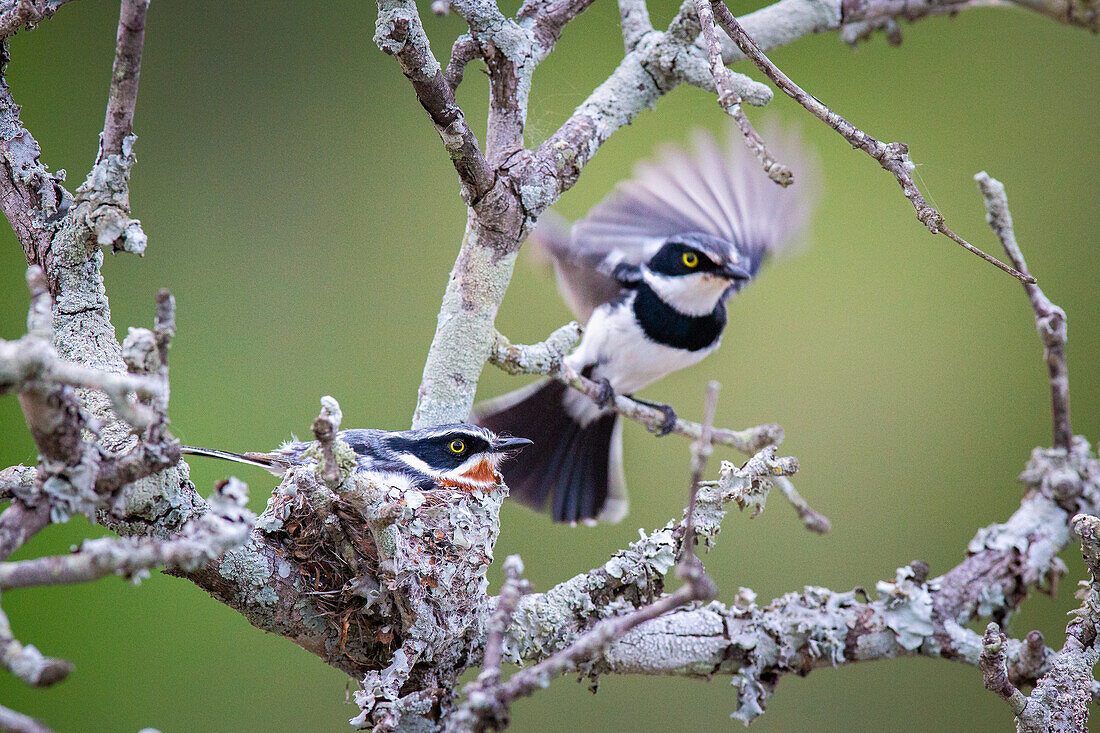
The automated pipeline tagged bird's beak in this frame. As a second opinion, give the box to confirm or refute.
[494,436,533,452]
[719,262,752,281]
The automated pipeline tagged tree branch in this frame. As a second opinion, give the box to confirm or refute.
[498,422,1098,722]
[711,0,1034,284]
[488,326,784,453]
[0,703,55,733]
[0,478,253,590]
[975,172,1071,451]
[693,0,791,185]
[375,0,494,205]
[0,606,72,687]
[99,0,149,161]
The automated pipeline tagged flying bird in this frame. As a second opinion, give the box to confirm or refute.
[476,127,814,524]
[182,424,532,494]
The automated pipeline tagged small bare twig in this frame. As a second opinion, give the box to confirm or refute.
[710,0,1035,285]
[480,555,530,682]
[975,172,1071,450]
[679,381,720,564]
[154,288,175,372]
[99,0,150,160]
[311,395,344,488]
[444,34,480,91]
[0,606,72,687]
[489,328,783,454]
[1012,629,1049,683]
[980,622,1029,715]
[0,703,56,733]
[693,0,790,185]
[774,476,831,533]
[450,556,532,730]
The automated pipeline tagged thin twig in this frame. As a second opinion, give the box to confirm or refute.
[489,328,783,454]
[311,395,344,488]
[710,0,1035,285]
[0,607,73,687]
[480,555,529,682]
[679,381,720,564]
[980,622,1029,715]
[693,0,790,185]
[774,476,830,534]
[0,703,56,733]
[974,172,1071,450]
[99,0,150,160]
[449,557,532,730]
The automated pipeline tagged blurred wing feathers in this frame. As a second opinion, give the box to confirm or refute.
[530,124,816,319]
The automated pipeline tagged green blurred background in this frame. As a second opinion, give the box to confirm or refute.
[2,0,1097,730]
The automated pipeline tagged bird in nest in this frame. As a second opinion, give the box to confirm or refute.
[182,424,532,494]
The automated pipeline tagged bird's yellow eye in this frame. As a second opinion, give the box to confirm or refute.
[449,440,465,454]
[682,252,699,268]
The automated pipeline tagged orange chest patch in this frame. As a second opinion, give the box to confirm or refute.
[436,459,500,493]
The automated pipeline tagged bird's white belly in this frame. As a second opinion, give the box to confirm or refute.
[566,298,719,395]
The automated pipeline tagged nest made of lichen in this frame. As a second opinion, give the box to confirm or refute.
[265,487,401,671]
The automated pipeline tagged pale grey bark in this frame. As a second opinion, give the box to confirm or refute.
[0,0,1096,731]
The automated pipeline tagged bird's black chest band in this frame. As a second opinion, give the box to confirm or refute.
[632,283,726,352]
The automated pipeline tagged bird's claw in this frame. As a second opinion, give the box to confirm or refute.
[592,377,615,408]
[654,404,677,436]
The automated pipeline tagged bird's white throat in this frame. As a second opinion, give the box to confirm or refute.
[642,269,728,316]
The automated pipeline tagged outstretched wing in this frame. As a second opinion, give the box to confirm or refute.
[531,124,817,321]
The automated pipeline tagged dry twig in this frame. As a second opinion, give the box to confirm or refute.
[710,0,1035,285]
[975,172,1071,450]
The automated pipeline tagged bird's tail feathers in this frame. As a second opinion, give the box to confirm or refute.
[180,445,286,476]
[474,380,626,524]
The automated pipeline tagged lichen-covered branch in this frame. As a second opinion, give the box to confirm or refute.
[501,439,1099,723]
[0,478,253,590]
[616,0,652,51]
[0,702,55,733]
[1028,513,1100,729]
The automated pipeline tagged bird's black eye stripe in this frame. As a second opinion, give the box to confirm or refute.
[648,241,718,276]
